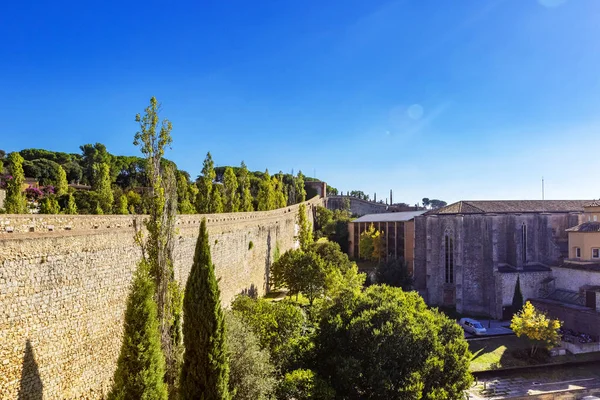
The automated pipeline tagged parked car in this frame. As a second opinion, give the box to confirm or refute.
[459,318,487,335]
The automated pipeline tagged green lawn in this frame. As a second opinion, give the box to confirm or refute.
[469,336,600,372]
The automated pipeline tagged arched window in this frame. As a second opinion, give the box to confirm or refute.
[444,233,454,284]
[521,223,527,265]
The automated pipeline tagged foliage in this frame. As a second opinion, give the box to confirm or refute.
[181,219,231,399]
[295,171,306,203]
[73,190,102,214]
[108,261,168,400]
[271,249,326,305]
[176,170,196,214]
[225,312,276,400]
[314,206,333,239]
[55,165,69,196]
[39,196,60,214]
[5,153,27,214]
[296,203,313,251]
[196,152,216,214]
[359,223,385,261]
[223,167,240,213]
[512,276,524,314]
[375,258,412,290]
[134,97,182,392]
[114,194,129,215]
[273,172,288,209]
[80,143,112,185]
[276,369,334,400]
[238,161,254,212]
[510,301,561,356]
[348,190,369,201]
[315,285,473,399]
[231,296,306,371]
[212,184,224,213]
[93,162,114,214]
[257,169,276,211]
[62,193,78,214]
[126,190,145,214]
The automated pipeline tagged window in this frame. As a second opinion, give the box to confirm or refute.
[575,247,581,258]
[594,215,598,222]
[521,223,527,265]
[593,248,600,259]
[444,233,454,284]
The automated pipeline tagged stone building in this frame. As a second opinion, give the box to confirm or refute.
[348,210,425,272]
[413,200,590,319]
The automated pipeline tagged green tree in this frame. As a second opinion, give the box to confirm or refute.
[39,196,60,214]
[181,219,231,399]
[512,275,524,314]
[375,258,412,290]
[108,261,168,400]
[359,223,385,261]
[273,172,287,209]
[196,152,216,214]
[225,312,276,400]
[276,369,334,400]
[80,143,112,185]
[212,184,224,213]
[134,97,182,392]
[271,249,326,305]
[223,167,240,213]
[176,170,196,214]
[295,171,306,203]
[296,203,313,250]
[63,193,78,214]
[4,152,27,214]
[256,169,276,211]
[511,301,561,357]
[93,162,114,214]
[316,286,473,399]
[115,194,129,215]
[238,161,254,212]
[55,165,69,196]
[231,296,306,371]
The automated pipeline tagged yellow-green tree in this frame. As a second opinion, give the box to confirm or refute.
[296,203,313,250]
[359,224,385,262]
[511,301,561,356]
[4,152,27,214]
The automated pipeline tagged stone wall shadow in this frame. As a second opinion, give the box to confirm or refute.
[18,339,43,400]
[264,229,272,293]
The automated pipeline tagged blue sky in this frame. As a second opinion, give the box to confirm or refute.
[2,0,600,205]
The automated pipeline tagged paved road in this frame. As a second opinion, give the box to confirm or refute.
[462,319,514,339]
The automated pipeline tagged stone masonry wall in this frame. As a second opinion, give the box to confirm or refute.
[326,195,389,216]
[0,197,322,399]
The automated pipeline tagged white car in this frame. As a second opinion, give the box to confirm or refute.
[459,318,487,335]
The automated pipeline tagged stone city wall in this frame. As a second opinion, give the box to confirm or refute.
[326,195,389,216]
[0,197,322,399]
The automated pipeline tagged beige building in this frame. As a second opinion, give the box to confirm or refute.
[348,211,426,272]
[567,201,600,261]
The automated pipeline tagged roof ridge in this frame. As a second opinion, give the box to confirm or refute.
[461,201,486,213]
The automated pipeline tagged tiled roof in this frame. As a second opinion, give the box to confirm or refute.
[566,221,600,233]
[585,200,600,207]
[352,210,426,223]
[425,200,591,215]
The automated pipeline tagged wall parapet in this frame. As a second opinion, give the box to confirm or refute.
[0,196,323,237]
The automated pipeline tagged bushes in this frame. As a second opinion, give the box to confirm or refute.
[276,369,334,400]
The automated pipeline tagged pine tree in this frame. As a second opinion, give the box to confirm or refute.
[4,152,27,214]
[196,152,216,213]
[108,261,168,400]
[181,219,231,400]
[223,167,240,213]
[295,171,306,203]
[512,275,524,313]
[238,161,253,212]
[256,169,275,211]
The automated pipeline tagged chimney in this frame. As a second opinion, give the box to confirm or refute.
[390,189,393,205]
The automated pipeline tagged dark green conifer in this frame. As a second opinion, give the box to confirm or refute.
[512,275,524,313]
[180,219,231,400]
[108,261,168,400]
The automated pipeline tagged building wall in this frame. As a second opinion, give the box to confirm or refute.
[405,220,416,275]
[0,198,321,399]
[414,212,580,318]
[584,205,600,222]
[551,266,600,293]
[348,220,411,262]
[531,298,600,338]
[495,270,552,317]
[568,232,600,260]
[326,196,389,216]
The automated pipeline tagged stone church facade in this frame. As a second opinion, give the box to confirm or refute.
[413,200,589,319]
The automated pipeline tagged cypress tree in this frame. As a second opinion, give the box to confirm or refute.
[180,219,231,400]
[238,161,253,212]
[108,261,168,400]
[512,275,524,313]
[5,152,27,214]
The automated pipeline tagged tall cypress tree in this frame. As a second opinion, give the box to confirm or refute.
[4,152,27,214]
[180,219,231,400]
[512,275,524,313]
[108,261,168,400]
[238,161,253,212]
